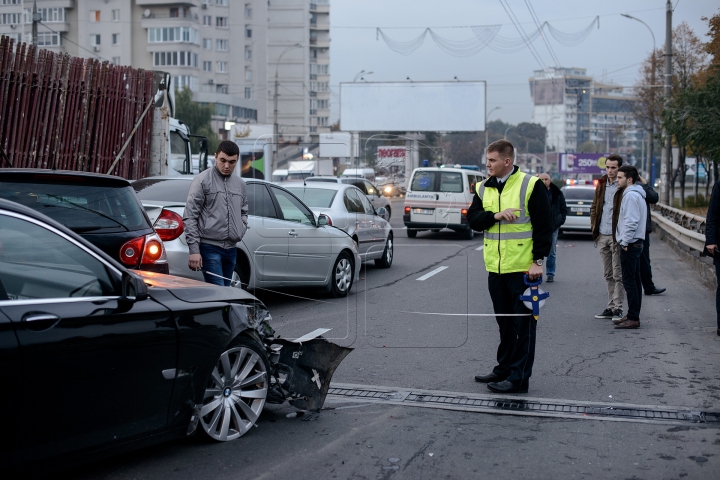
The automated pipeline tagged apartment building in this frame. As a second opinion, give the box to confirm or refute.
[529,67,641,154]
[0,0,330,142]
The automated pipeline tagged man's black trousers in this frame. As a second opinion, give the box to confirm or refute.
[639,233,656,293]
[488,271,536,386]
[620,239,644,321]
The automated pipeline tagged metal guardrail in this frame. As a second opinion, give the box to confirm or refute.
[651,203,707,252]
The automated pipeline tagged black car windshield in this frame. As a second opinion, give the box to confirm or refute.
[133,178,193,203]
[285,187,337,208]
[0,181,148,232]
[562,187,596,201]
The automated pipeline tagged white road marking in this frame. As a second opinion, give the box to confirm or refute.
[475,245,484,251]
[416,266,448,281]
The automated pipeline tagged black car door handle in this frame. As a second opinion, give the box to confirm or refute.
[23,313,61,331]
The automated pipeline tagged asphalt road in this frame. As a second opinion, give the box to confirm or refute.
[68,197,720,479]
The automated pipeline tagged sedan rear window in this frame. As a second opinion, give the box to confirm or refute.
[133,178,192,203]
[285,187,337,208]
[0,181,149,233]
[561,187,596,201]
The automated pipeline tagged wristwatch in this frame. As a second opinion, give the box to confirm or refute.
[534,259,544,266]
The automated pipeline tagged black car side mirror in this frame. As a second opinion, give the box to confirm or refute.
[121,271,149,302]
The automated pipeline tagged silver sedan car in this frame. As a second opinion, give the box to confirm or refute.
[304,176,392,219]
[132,176,361,297]
[282,182,393,268]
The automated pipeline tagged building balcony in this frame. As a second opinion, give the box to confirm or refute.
[141,14,199,27]
[309,39,329,48]
[136,1,198,7]
[310,23,330,31]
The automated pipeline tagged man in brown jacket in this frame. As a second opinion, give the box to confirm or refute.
[590,154,625,322]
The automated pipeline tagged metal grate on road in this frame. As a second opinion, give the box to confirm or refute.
[326,383,720,426]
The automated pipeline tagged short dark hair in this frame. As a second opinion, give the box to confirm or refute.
[606,154,623,167]
[618,165,639,184]
[216,140,239,158]
[487,139,514,160]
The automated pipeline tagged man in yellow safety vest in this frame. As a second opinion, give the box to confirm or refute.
[468,139,553,394]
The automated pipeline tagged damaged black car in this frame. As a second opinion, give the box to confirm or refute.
[0,198,352,473]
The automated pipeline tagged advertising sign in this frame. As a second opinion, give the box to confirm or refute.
[559,153,610,175]
[377,146,406,166]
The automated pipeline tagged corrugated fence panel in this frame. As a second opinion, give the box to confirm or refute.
[0,36,155,179]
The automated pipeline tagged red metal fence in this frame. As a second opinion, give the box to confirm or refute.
[0,36,156,180]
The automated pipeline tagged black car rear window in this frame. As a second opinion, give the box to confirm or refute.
[0,180,149,233]
[561,187,596,201]
[133,178,193,203]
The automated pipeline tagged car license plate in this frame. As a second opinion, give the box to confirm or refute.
[412,208,433,215]
[571,207,589,213]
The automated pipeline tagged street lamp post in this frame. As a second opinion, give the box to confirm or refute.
[543,116,560,174]
[484,106,501,155]
[349,70,374,168]
[273,43,302,174]
[504,125,515,139]
[622,12,656,183]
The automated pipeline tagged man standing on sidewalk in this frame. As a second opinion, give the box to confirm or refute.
[590,154,625,323]
[613,165,647,329]
[185,140,248,286]
[704,179,720,336]
[539,173,567,283]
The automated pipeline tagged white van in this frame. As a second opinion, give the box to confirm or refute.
[341,168,375,182]
[402,167,484,239]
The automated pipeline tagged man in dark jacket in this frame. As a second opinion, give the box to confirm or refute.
[705,179,720,336]
[185,140,248,286]
[539,173,567,282]
[638,177,666,296]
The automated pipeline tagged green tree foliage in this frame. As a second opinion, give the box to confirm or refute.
[443,120,546,166]
[174,87,220,154]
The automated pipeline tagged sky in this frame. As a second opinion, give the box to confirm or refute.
[329,0,718,127]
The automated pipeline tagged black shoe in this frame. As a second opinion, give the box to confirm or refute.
[475,372,506,383]
[547,275,554,283]
[717,328,720,337]
[595,308,613,319]
[487,380,528,394]
[645,287,666,296]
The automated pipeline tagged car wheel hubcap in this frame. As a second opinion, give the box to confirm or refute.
[386,239,393,264]
[200,346,268,441]
[336,258,351,292]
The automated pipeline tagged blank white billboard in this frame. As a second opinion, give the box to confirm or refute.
[340,81,486,132]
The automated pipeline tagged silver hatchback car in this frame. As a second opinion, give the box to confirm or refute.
[283,182,393,268]
[132,177,361,297]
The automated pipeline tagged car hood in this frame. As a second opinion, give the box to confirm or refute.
[132,270,259,303]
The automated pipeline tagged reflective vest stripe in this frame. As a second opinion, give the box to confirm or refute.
[517,174,532,223]
[484,231,533,240]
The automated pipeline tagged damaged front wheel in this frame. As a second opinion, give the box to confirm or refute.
[199,337,269,441]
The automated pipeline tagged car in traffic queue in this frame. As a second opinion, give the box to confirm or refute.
[132,177,361,298]
[0,197,352,473]
[402,167,484,239]
[0,169,169,274]
[304,176,393,219]
[282,182,394,268]
[559,184,595,235]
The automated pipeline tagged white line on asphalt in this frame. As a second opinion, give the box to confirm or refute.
[475,245,484,251]
[416,266,448,281]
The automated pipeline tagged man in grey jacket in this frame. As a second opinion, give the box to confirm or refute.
[614,165,647,329]
[184,140,248,286]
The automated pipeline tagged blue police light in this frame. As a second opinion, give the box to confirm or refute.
[423,159,429,167]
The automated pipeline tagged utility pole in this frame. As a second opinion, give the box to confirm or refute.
[662,0,673,204]
[272,43,302,174]
[31,0,40,59]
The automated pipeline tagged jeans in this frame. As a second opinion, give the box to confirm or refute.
[488,272,536,386]
[715,261,720,329]
[546,229,559,276]
[619,240,643,321]
[199,243,237,287]
[598,234,625,310]
[639,233,656,293]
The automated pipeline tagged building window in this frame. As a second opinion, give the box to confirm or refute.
[112,34,119,45]
[245,4,252,18]
[217,61,227,73]
[245,69,252,81]
[216,39,228,51]
[148,27,199,45]
[25,32,61,46]
[111,56,121,65]
[202,38,212,49]
[23,7,65,23]
[112,9,120,21]
[1,0,21,4]
[216,17,227,28]
[203,61,212,71]
[215,0,228,5]
[169,8,180,18]
[153,51,199,68]
[318,117,328,127]
[1,13,21,25]
[245,29,252,38]
[244,87,251,99]
[6,33,21,43]
[245,48,252,60]
[90,34,101,46]
[173,75,198,91]
[203,15,211,26]
[89,10,100,22]
[216,85,228,94]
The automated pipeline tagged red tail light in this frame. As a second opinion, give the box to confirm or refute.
[461,208,468,217]
[120,233,168,268]
[404,206,411,215]
[154,209,184,241]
